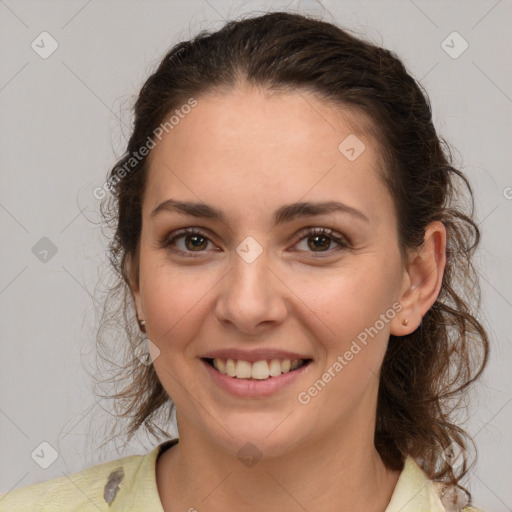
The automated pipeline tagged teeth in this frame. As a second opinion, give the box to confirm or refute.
[290,359,301,370]
[269,359,282,377]
[216,358,226,374]
[235,360,252,379]
[211,358,306,380]
[225,358,236,377]
[251,361,270,380]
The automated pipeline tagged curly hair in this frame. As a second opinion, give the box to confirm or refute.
[95,10,489,505]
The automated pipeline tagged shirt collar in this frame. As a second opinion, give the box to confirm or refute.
[385,455,447,512]
[110,440,447,512]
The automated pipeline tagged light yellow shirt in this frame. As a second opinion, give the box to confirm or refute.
[0,438,485,511]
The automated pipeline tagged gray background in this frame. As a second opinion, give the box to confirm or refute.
[0,0,511,510]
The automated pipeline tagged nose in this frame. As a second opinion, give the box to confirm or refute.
[214,247,288,335]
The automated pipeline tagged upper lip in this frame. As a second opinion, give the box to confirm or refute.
[200,348,312,362]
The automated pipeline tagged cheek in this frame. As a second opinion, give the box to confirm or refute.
[290,261,397,362]
[140,261,218,351]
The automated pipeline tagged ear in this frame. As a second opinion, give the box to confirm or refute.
[126,253,144,325]
[390,221,447,336]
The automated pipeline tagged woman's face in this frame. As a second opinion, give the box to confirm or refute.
[130,86,410,458]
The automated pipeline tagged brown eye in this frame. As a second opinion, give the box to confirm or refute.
[183,233,208,251]
[306,233,332,251]
[162,228,216,256]
[294,227,349,257]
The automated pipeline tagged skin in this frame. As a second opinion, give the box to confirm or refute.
[128,85,447,512]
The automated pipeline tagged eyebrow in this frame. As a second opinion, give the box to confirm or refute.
[151,198,370,226]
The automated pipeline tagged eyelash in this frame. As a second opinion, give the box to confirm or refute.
[161,226,350,258]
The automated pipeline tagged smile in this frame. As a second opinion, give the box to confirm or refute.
[201,357,313,398]
[204,357,309,380]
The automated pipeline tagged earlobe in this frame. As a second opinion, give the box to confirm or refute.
[390,221,447,336]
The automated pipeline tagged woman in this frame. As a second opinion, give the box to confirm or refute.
[0,10,489,512]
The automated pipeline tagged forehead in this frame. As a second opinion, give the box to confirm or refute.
[143,87,393,226]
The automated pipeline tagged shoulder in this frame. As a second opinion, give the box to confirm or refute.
[0,442,165,512]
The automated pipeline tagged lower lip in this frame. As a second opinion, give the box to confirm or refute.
[201,359,312,398]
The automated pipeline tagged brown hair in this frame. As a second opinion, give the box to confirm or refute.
[96,10,489,504]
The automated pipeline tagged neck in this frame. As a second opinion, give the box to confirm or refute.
[156,419,401,512]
